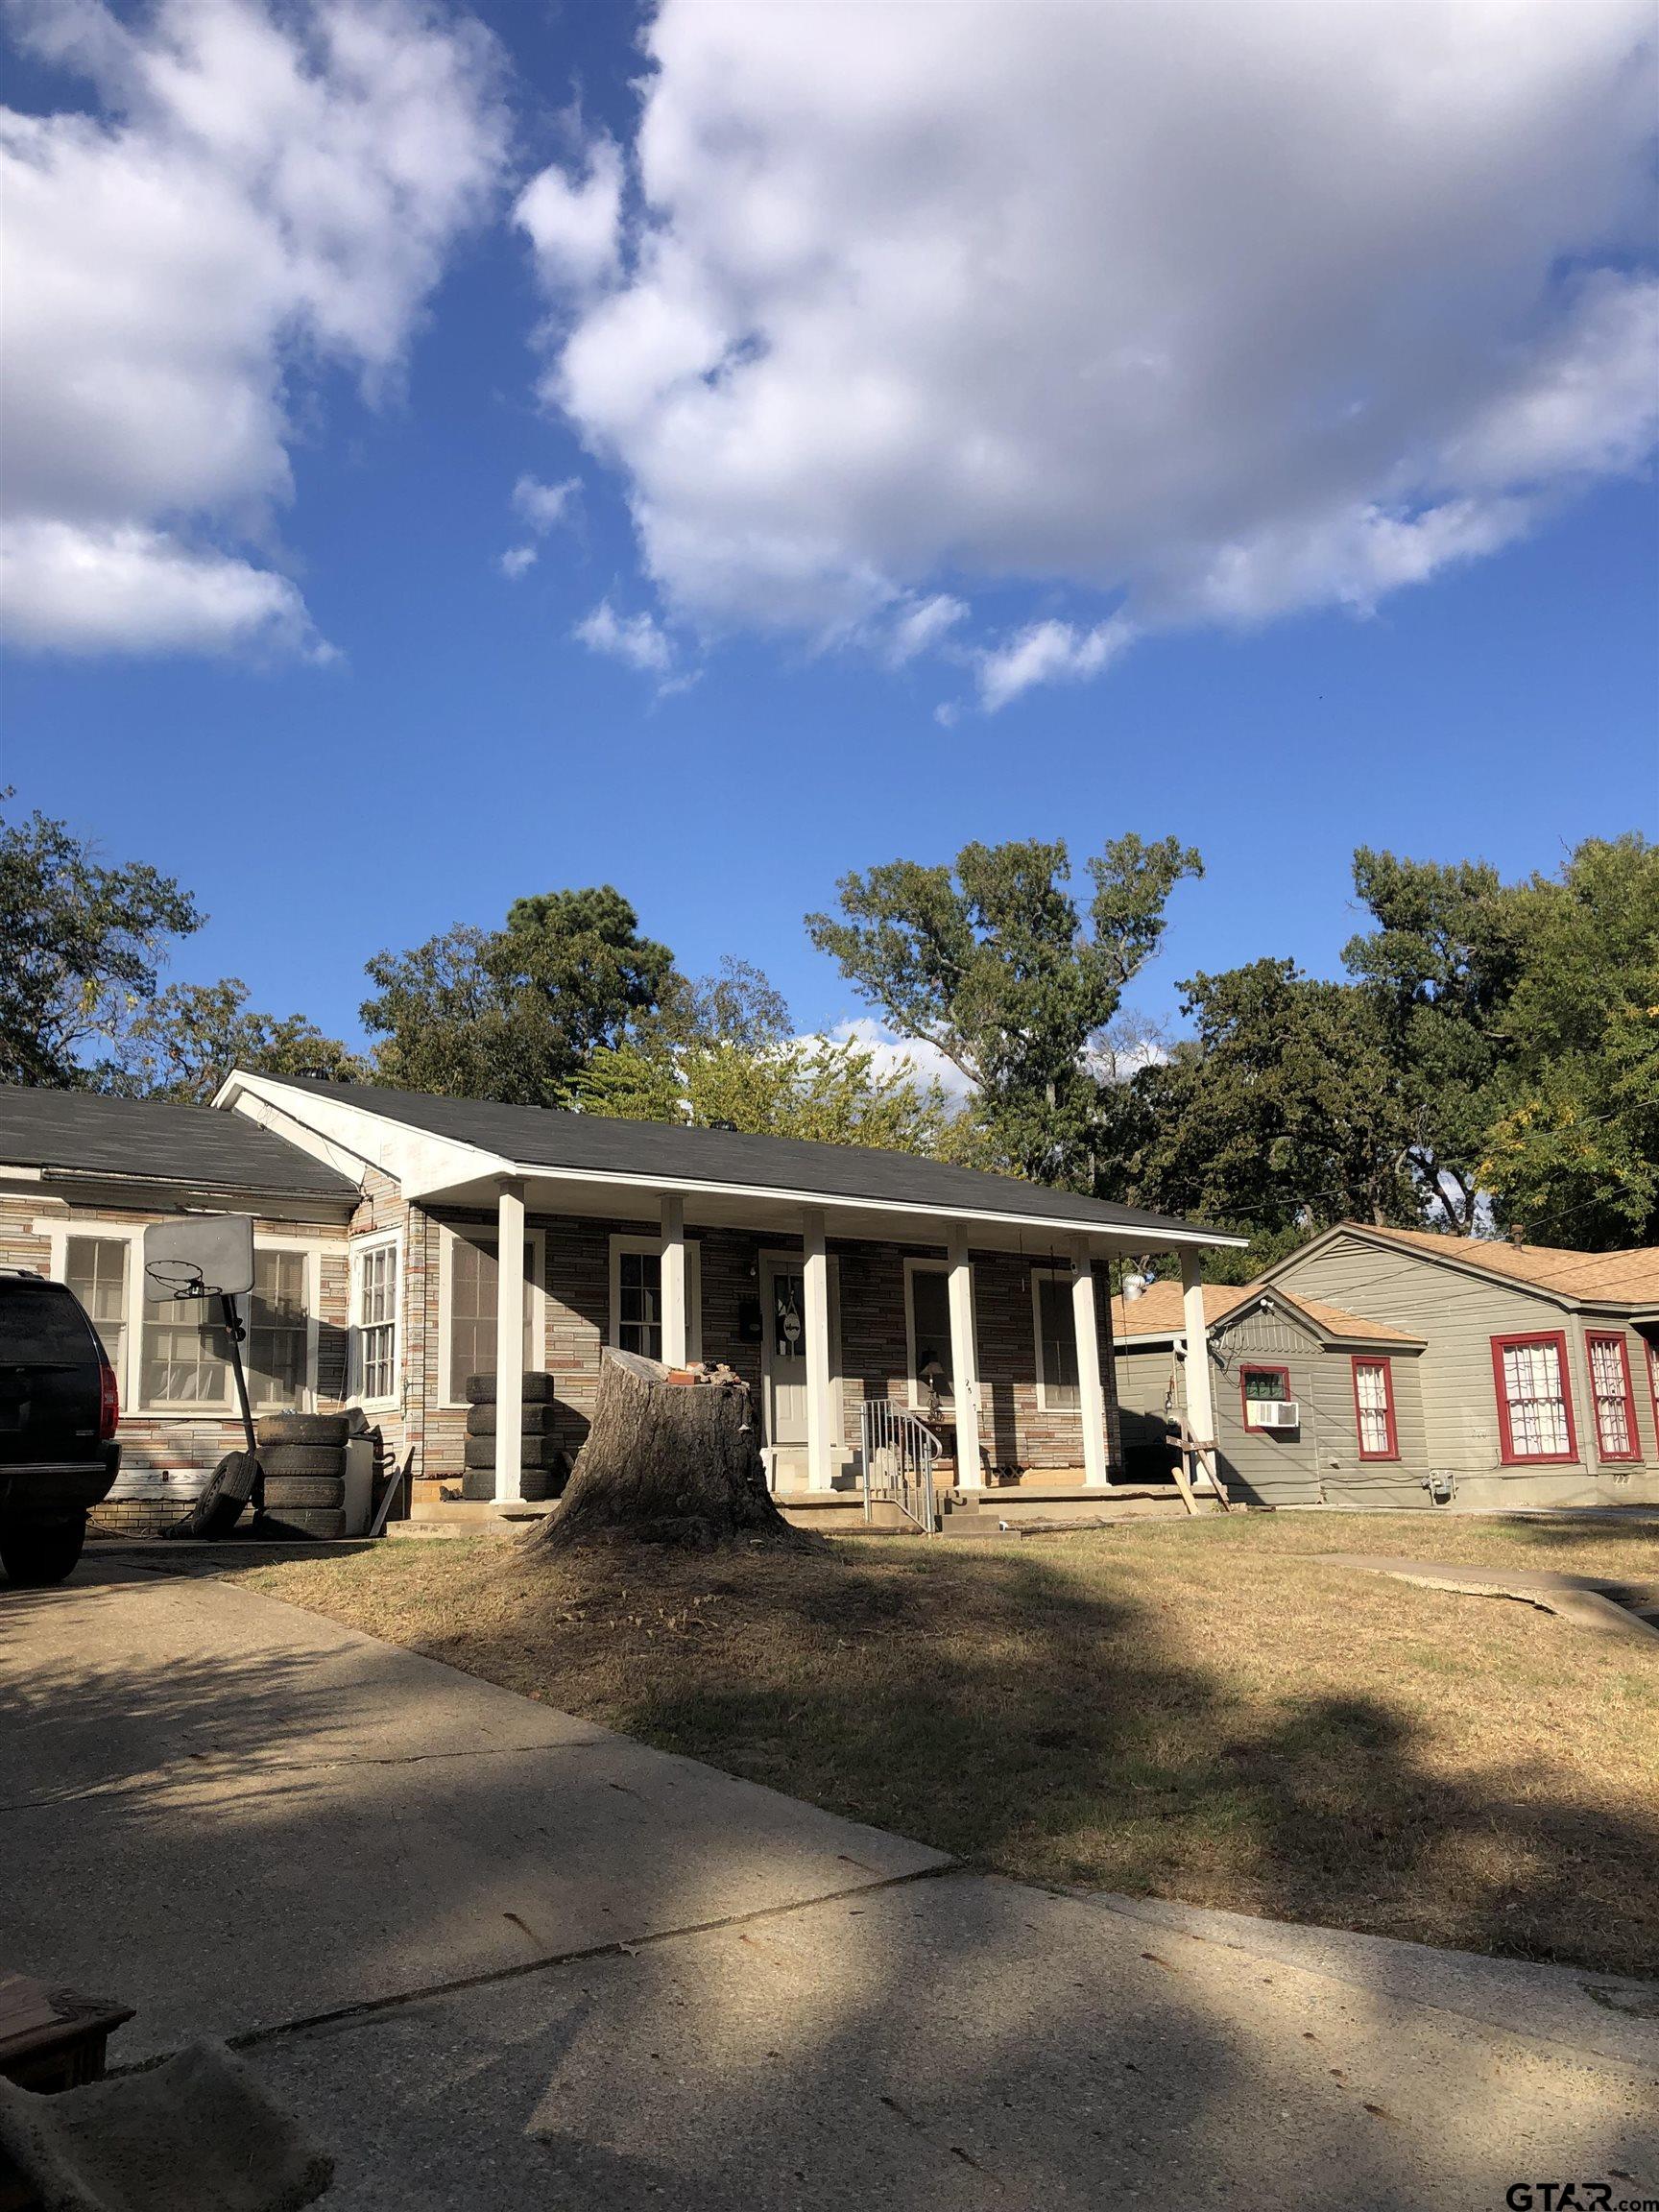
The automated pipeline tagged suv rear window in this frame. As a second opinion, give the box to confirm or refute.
[0,1278,96,1363]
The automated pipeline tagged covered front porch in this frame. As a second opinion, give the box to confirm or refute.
[439,1171,1235,1526]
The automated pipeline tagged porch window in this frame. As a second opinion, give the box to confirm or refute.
[1031,1268,1079,1409]
[352,1239,400,1405]
[905,1262,954,1407]
[609,1237,702,1362]
[1491,1333,1575,1463]
[1351,1357,1399,1460]
[1240,1365,1290,1411]
[445,1231,538,1399]
[64,1235,128,1379]
[248,1248,312,1409]
[1585,1332,1637,1461]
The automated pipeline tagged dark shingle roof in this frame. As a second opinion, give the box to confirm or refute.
[0,1085,356,1201]
[251,1074,1234,1241]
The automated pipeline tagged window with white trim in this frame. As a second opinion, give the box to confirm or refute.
[1493,1334,1574,1461]
[249,1248,311,1410]
[1031,1267,1079,1409]
[905,1261,955,1408]
[352,1239,400,1404]
[1586,1333,1636,1459]
[141,1285,233,1406]
[64,1235,128,1378]
[608,1237,702,1362]
[444,1231,539,1400]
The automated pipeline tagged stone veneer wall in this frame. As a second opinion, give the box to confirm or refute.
[415,1208,1121,1483]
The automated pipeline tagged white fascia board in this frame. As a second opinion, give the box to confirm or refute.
[219,1073,513,1199]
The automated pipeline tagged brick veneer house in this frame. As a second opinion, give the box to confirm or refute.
[0,1076,1240,1527]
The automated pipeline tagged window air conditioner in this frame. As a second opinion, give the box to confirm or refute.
[1245,1399,1300,1431]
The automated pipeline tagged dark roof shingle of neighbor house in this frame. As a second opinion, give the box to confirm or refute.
[250,1073,1235,1242]
[0,1084,357,1200]
[1343,1222,1659,1308]
[1108,1279,1422,1345]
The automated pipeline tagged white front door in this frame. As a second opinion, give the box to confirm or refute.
[760,1252,839,1479]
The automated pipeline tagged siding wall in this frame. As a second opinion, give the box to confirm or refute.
[1272,1234,1659,1508]
[411,1210,1122,1486]
[1116,1309,1430,1508]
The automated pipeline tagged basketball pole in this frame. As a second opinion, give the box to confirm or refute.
[219,1292,263,1509]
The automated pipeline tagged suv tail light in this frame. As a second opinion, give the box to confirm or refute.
[98,1358,120,1441]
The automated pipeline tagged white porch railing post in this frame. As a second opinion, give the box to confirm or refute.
[802,1207,835,1492]
[1179,1248,1218,1493]
[494,1177,525,1504]
[660,1192,687,1367]
[1070,1239,1110,1488]
[947,1223,983,1489]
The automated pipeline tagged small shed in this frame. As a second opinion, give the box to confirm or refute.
[1111,1279,1428,1509]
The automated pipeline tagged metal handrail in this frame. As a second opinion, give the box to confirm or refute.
[859,1400,939,1534]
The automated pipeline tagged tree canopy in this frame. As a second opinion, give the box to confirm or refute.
[806,832,1201,1186]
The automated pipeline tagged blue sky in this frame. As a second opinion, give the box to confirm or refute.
[3,0,1656,1056]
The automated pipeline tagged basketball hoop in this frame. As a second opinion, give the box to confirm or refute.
[141,1214,259,1464]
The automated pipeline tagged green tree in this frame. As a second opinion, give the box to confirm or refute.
[106,980,363,1104]
[0,792,203,1088]
[806,832,1201,1186]
[362,888,678,1106]
[1129,958,1415,1277]
[1477,834,1659,1245]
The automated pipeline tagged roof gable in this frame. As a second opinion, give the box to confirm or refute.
[1269,1221,1659,1310]
[1109,1276,1420,1348]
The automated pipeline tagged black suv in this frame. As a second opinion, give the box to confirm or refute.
[0,1271,121,1585]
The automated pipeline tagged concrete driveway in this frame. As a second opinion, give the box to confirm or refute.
[4,1553,1656,2210]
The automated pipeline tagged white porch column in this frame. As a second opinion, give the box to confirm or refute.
[1070,1240,1110,1489]
[660,1192,688,1367]
[494,1177,525,1504]
[801,1207,836,1493]
[1179,1249,1218,1493]
[947,1223,984,1489]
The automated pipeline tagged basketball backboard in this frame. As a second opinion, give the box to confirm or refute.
[142,1214,255,1302]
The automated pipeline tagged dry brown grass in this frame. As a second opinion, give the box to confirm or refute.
[230,1511,1659,1979]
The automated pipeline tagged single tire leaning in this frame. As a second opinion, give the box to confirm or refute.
[465,1403,559,1437]
[0,1511,87,1587]
[258,1443,346,1480]
[463,1435,563,1473]
[462,1466,557,1503]
[260,1506,348,1541]
[465,1373,555,1407]
[257,1411,350,1448]
[163,1451,257,1541]
[261,1474,347,1511]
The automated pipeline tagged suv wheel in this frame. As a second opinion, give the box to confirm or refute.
[0,1512,87,1588]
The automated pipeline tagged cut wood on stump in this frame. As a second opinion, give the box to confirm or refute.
[527,1347,808,1552]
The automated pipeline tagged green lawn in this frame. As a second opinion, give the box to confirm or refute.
[230,1511,1659,1979]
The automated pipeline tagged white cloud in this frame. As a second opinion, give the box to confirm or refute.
[575,597,675,676]
[0,0,505,658]
[515,136,623,298]
[823,1017,975,1106]
[512,473,580,533]
[499,543,538,581]
[975,614,1137,713]
[522,2,1659,701]
[884,592,967,667]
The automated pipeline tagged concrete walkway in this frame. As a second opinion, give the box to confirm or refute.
[4,1556,1656,2209]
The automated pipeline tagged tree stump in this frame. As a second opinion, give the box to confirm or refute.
[526,1348,809,1551]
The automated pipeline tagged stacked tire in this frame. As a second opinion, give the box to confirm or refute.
[462,1374,565,1503]
[257,1411,350,1539]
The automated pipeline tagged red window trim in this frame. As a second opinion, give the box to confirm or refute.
[1584,1330,1640,1463]
[1489,1331,1578,1466]
[1350,1355,1400,1461]
[1238,1364,1291,1428]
